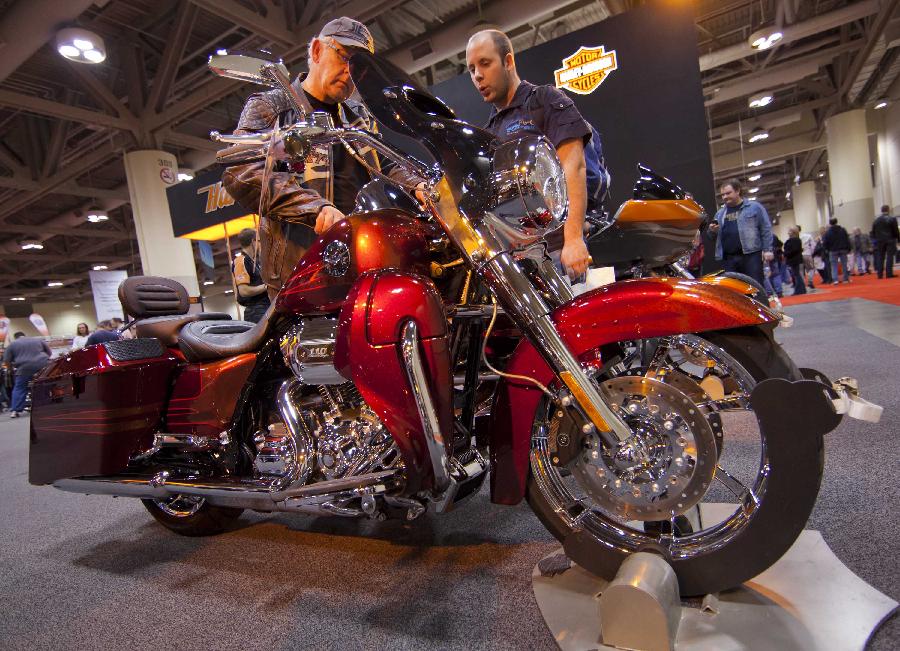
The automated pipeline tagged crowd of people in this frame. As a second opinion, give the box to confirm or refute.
[704,179,897,304]
[1,318,129,417]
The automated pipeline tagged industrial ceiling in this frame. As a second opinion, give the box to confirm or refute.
[0,0,897,303]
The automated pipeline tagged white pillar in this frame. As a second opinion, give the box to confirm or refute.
[816,189,831,229]
[793,181,818,237]
[775,208,795,241]
[876,103,900,214]
[825,109,874,231]
[123,150,199,295]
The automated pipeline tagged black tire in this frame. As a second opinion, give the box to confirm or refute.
[527,326,825,596]
[142,496,243,536]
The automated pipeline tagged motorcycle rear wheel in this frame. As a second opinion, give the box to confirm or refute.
[527,327,824,596]
[142,496,244,536]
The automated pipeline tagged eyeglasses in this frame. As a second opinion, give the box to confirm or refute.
[324,39,352,65]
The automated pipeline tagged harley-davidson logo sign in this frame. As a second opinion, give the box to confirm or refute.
[554,45,618,95]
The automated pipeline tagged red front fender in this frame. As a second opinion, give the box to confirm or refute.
[489,277,778,505]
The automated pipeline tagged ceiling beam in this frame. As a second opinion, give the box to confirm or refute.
[162,130,222,152]
[189,0,296,45]
[147,3,199,115]
[146,0,410,133]
[66,63,138,128]
[0,89,137,132]
[0,140,122,222]
[0,223,130,239]
[708,96,837,140]
[0,177,129,200]
[40,89,74,179]
[698,0,879,72]
[704,40,863,106]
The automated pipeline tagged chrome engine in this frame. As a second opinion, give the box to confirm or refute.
[252,327,411,518]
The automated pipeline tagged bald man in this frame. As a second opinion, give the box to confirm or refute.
[466,29,593,278]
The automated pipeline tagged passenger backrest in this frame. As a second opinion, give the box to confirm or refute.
[118,276,190,319]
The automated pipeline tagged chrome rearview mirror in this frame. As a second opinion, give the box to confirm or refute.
[208,49,290,86]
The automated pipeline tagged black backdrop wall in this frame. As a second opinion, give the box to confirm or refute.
[427,1,716,215]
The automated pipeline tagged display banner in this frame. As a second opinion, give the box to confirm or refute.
[167,167,245,237]
[428,1,714,215]
[28,313,49,336]
[0,317,9,343]
[89,270,128,322]
[198,240,215,270]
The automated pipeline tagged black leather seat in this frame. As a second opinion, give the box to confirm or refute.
[117,276,233,346]
[178,302,276,362]
[134,313,232,346]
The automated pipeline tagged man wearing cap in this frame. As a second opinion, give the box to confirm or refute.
[223,18,425,299]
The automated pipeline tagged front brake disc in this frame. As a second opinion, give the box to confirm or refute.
[572,376,717,521]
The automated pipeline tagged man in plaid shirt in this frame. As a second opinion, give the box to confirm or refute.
[223,17,424,298]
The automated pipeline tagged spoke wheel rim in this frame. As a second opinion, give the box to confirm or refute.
[154,495,205,518]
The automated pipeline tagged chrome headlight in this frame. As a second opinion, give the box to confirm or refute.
[484,135,567,250]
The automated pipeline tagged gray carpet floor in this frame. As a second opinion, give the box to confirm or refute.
[0,298,897,650]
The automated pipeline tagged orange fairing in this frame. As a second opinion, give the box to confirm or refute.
[614,198,704,228]
[700,274,758,297]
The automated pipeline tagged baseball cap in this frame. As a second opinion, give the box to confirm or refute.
[319,17,374,54]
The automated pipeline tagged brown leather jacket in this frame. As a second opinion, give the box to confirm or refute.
[222,76,422,298]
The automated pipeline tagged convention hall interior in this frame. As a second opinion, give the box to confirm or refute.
[0,0,898,649]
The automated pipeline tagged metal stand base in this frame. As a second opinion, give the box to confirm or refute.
[533,511,898,651]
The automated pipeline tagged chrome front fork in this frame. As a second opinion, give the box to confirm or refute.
[482,252,630,448]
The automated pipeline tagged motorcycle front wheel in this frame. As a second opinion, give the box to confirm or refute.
[527,326,824,596]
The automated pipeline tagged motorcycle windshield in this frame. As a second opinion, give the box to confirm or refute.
[349,51,496,210]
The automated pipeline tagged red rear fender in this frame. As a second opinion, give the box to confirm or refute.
[489,277,778,505]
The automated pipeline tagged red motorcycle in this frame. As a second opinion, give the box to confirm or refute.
[29,51,851,595]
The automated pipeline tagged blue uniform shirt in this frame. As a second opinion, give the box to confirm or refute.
[484,81,591,148]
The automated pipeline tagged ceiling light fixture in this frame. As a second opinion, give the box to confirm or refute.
[20,240,44,250]
[86,209,108,223]
[748,128,769,143]
[874,100,888,110]
[749,92,774,109]
[748,187,760,194]
[47,281,64,288]
[203,280,215,286]
[748,173,762,182]
[786,192,792,200]
[818,172,826,178]
[92,264,108,271]
[177,169,195,182]
[10,297,26,301]
[56,27,106,64]
[224,289,234,294]
[749,27,783,51]
[748,160,764,168]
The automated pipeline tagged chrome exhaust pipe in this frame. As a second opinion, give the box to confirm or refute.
[53,469,399,512]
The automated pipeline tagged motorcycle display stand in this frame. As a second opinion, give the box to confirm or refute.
[532,506,898,651]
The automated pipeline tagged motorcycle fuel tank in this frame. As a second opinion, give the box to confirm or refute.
[275,210,433,315]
